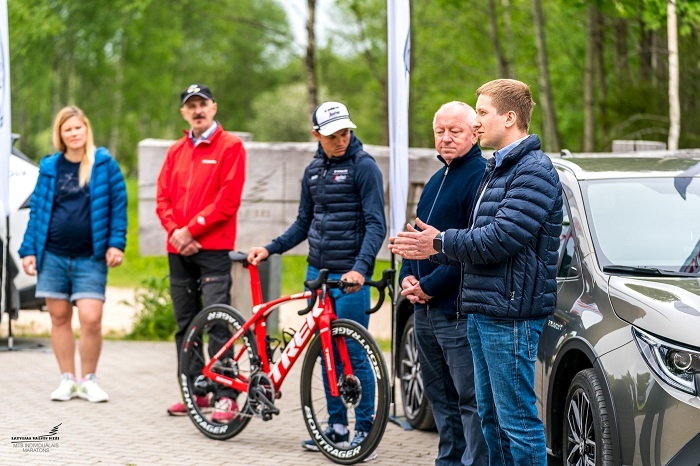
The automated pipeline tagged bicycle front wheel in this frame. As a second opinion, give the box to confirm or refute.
[179,304,256,440]
[300,319,390,465]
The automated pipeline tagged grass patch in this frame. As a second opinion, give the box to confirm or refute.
[108,177,169,287]
[278,255,394,298]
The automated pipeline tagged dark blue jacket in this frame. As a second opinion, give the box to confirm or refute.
[438,135,562,320]
[265,133,386,276]
[399,145,485,316]
[18,147,128,272]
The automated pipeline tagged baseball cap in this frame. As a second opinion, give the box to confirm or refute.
[181,84,215,105]
[312,102,357,136]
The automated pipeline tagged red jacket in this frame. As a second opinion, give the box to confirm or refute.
[156,125,246,253]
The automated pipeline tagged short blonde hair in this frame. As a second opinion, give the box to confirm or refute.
[52,106,96,187]
[476,79,535,132]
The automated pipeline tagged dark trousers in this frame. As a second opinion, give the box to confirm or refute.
[414,306,488,466]
[168,250,236,399]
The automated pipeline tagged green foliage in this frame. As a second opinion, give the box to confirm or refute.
[8,0,294,171]
[8,0,700,171]
[249,83,316,142]
[125,276,176,341]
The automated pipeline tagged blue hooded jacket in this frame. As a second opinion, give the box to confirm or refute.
[18,147,128,272]
[265,133,386,276]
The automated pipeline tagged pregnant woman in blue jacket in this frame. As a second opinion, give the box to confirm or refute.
[19,106,127,403]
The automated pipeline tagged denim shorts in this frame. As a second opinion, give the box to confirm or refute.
[36,251,107,302]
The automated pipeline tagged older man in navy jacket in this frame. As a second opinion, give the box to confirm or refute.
[399,101,487,466]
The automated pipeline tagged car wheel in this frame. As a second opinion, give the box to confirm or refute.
[563,368,614,466]
[398,318,435,430]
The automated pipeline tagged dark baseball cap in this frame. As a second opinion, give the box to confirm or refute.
[180,84,215,105]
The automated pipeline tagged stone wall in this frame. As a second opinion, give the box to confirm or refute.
[138,136,444,260]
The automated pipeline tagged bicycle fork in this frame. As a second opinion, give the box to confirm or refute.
[318,295,353,399]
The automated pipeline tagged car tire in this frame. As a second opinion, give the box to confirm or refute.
[563,368,614,466]
[398,318,436,431]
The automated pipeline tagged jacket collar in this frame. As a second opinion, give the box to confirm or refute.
[314,132,364,162]
[495,134,541,169]
[436,143,483,168]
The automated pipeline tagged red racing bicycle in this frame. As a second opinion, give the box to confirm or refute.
[178,252,393,464]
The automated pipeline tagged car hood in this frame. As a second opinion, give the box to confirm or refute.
[608,275,700,345]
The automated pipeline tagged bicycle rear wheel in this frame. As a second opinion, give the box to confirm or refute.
[300,319,390,465]
[179,304,257,440]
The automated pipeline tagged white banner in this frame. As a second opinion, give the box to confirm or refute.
[387,0,410,237]
[0,0,10,218]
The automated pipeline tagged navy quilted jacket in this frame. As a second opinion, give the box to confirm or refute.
[18,147,128,272]
[440,135,562,320]
[265,134,386,276]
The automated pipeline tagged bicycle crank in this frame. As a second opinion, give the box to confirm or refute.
[247,373,279,421]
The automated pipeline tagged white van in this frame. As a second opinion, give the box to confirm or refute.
[1,134,43,321]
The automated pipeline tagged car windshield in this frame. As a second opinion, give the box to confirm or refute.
[583,177,700,273]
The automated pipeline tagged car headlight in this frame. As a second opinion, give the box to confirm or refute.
[632,328,700,396]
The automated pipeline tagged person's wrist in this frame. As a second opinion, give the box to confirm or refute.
[432,232,444,253]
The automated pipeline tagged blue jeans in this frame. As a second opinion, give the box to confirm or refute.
[468,314,547,466]
[36,251,107,302]
[414,307,488,466]
[306,265,375,433]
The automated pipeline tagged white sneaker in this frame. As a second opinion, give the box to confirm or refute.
[51,373,78,401]
[78,374,109,402]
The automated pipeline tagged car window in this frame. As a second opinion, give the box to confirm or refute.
[583,177,700,272]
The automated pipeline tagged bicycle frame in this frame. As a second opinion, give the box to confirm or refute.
[201,262,351,398]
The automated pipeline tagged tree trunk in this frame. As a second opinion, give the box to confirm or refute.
[583,3,596,152]
[532,0,559,152]
[594,7,608,146]
[615,18,629,78]
[488,0,511,78]
[110,32,126,163]
[667,0,680,150]
[640,21,652,81]
[305,0,318,124]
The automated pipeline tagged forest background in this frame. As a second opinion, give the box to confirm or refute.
[8,0,700,176]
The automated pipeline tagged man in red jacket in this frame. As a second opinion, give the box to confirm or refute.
[156,83,246,421]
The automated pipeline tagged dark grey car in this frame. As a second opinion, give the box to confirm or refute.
[540,155,700,465]
[394,154,700,465]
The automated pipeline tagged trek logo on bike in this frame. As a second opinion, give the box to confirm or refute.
[269,300,324,384]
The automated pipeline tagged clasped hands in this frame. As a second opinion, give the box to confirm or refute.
[388,218,441,260]
[170,227,201,256]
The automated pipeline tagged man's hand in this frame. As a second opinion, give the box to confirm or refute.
[180,241,202,256]
[341,270,365,293]
[170,227,194,251]
[247,247,270,266]
[401,275,432,304]
[389,218,441,260]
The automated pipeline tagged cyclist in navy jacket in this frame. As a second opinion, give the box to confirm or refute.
[248,101,386,458]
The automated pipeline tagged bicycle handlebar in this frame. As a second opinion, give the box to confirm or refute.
[226,252,396,317]
[298,268,395,316]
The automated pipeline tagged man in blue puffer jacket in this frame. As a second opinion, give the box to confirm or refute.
[391,79,562,466]
[248,101,386,458]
